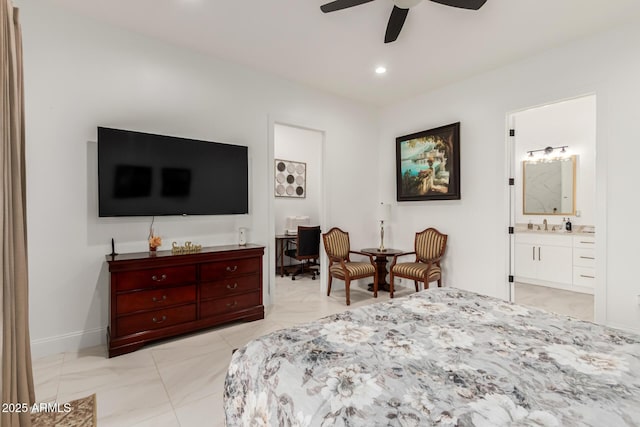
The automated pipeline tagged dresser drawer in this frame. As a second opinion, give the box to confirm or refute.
[116,304,196,336]
[201,275,260,300]
[115,265,196,291]
[200,292,261,318]
[116,285,196,315]
[200,258,259,280]
[573,267,596,288]
[573,248,595,268]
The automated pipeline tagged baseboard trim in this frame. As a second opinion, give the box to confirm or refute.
[605,321,640,336]
[31,327,107,359]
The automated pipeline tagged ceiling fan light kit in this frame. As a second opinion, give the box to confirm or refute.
[320,0,487,43]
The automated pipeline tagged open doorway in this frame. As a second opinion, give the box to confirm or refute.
[509,95,596,321]
[272,123,324,295]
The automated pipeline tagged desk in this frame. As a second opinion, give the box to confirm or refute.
[361,248,404,292]
[276,234,296,277]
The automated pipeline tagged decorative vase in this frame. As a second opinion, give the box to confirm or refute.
[149,246,157,252]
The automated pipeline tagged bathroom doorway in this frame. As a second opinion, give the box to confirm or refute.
[509,95,596,321]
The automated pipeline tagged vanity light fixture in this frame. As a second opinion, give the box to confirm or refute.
[526,145,568,157]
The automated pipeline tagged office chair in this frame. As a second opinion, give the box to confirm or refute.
[285,225,321,280]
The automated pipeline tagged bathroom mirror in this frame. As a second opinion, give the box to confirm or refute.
[523,155,576,215]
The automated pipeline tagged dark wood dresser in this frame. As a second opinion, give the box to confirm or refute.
[106,244,264,357]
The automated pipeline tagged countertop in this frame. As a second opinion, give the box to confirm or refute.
[515,224,595,237]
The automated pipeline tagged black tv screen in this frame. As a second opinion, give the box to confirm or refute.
[98,127,248,217]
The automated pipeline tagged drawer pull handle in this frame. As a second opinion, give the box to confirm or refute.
[152,274,167,282]
[152,315,167,323]
[580,274,595,279]
[226,265,238,272]
[227,283,238,290]
[579,256,595,260]
[226,301,238,308]
[152,295,167,302]
[579,241,595,244]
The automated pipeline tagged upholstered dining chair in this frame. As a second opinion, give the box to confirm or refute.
[322,227,378,305]
[389,227,448,298]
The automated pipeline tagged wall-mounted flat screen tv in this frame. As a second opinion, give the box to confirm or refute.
[98,127,248,217]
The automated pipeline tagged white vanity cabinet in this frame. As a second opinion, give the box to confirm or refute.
[515,232,595,294]
[573,236,596,290]
[515,233,573,287]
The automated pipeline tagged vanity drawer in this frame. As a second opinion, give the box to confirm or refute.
[573,267,596,288]
[573,236,596,249]
[116,285,196,314]
[200,275,260,300]
[200,257,260,280]
[573,248,595,268]
[200,292,261,318]
[116,304,196,336]
[515,233,572,247]
[115,265,197,291]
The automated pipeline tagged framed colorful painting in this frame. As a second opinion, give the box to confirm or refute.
[396,122,460,201]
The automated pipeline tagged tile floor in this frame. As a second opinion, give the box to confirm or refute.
[32,279,594,426]
[514,282,594,322]
[32,276,413,427]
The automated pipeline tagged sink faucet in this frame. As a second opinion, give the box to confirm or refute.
[543,219,548,231]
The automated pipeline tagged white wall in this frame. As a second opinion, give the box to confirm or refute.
[274,124,322,233]
[379,20,640,333]
[18,2,379,357]
[514,95,596,226]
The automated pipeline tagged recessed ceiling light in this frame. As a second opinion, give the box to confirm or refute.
[375,66,387,75]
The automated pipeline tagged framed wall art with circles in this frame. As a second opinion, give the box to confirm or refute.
[274,159,306,198]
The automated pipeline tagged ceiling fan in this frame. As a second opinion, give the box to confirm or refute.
[320,0,487,43]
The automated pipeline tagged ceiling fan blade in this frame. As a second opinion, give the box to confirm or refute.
[384,6,409,43]
[320,0,376,13]
[429,0,487,10]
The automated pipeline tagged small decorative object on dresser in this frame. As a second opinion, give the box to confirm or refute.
[110,238,118,257]
[238,227,247,246]
[171,241,202,254]
[106,244,264,357]
[148,230,162,252]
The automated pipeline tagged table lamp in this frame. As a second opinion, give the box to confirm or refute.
[377,203,391,251]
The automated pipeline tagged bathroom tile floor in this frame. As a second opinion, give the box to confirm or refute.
[31,278,595,426]
[514,282,594,322]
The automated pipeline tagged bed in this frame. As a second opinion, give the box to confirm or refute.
[224,288,640,426]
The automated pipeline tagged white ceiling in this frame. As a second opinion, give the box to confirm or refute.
[49,0,640,107]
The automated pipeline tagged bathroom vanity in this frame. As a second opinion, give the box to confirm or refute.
[514,228,595,294]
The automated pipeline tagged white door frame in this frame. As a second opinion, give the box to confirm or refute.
[267,116,328,306]
[505,93,606,324]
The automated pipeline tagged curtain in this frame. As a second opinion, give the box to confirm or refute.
[1,1,35,426]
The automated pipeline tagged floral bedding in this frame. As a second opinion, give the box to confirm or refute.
[224,288,640,426]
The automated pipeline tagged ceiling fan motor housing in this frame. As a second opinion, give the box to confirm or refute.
[321,0,486,43]
[392,0,423,8]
